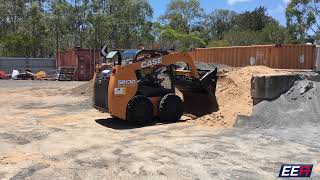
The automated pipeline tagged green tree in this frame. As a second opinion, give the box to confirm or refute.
[157,0,205,50]
[0,1,302,57]
[47,1,73,54]
[154,24,205,51]
[205,9,236,40]
[286,0,320,43]
[207,40,229,47]
[160,0,204,33]
[86,0,153,49]
[234,6,275,32]
[24,2,48,57]
[257,22,286,44]
[0,33,32,56]
[223,31,258,46]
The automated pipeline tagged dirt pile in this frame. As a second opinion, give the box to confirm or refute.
[189,66,280,128]
[67,81,92,108]
[235,80,320,129]
[68,81,92,96]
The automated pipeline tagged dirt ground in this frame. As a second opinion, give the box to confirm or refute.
[0,80,319,180]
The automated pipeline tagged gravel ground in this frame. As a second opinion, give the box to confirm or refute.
[0,80,319,180]
[236,80,320,128]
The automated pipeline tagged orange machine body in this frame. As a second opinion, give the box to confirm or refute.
[106,52,198,119]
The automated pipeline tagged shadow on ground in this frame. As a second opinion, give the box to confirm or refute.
[183,92,219,117]
[95,118,186,130]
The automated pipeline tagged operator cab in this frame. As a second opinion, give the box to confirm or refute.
[105,49,174,97]
[94,49,172,111]
[105,49,168,65]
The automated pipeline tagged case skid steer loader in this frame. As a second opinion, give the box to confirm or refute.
[93,49,218,125]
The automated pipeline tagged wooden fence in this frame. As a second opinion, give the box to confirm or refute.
[189,44,316,69]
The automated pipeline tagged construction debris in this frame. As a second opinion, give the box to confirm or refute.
[36,71,47,80]
[57,67,76,81]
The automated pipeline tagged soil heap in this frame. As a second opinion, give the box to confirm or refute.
[189,66,280,128]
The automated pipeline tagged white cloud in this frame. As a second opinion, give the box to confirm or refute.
[227,0,253,5]
[270,0,290,14]
[283,0,291,5]
[270,4,285,14]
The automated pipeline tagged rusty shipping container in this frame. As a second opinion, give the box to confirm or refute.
[190,44,316,70]
[56,48,102,81]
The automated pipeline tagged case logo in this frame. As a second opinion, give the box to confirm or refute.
[141,58,162,68]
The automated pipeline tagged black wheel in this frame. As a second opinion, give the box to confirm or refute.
[126,95,153,125]
[159,94,184,122]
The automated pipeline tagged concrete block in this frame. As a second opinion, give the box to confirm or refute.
[251,74,300,105]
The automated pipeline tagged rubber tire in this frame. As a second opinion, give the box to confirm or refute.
[159,94,184,122]
[126,95,153,125]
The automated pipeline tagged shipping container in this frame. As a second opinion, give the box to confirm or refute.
[316,46,320,71]
[190,44,317,70]
[56,48,102,81]
[0,57,56,74]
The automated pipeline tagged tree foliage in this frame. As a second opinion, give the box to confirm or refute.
[0,0,153,57]
[0,0,311,57]
[235,6,275,31]
[208,6,287,46]
[160,0,204,33]
[286,0,320,43]
[205,9,236,40]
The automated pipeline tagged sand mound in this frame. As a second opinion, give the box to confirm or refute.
[189,66,279,128]
[67,81,92,108]
[69,81,92,96]
[235,80,320,129]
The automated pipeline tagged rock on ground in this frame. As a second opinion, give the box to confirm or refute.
[235,80,320,129]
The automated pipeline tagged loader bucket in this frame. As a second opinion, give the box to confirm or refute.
[174,68,218,116]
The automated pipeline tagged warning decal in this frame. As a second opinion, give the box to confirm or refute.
[114,87,126,95]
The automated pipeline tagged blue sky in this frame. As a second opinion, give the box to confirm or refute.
[149,0,291,25]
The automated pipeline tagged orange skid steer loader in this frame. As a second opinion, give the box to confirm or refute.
[93,49,218,125]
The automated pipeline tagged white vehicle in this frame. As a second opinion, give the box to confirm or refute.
[11,70,20,80]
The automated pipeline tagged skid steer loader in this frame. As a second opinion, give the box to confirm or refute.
[93,49,218,125]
